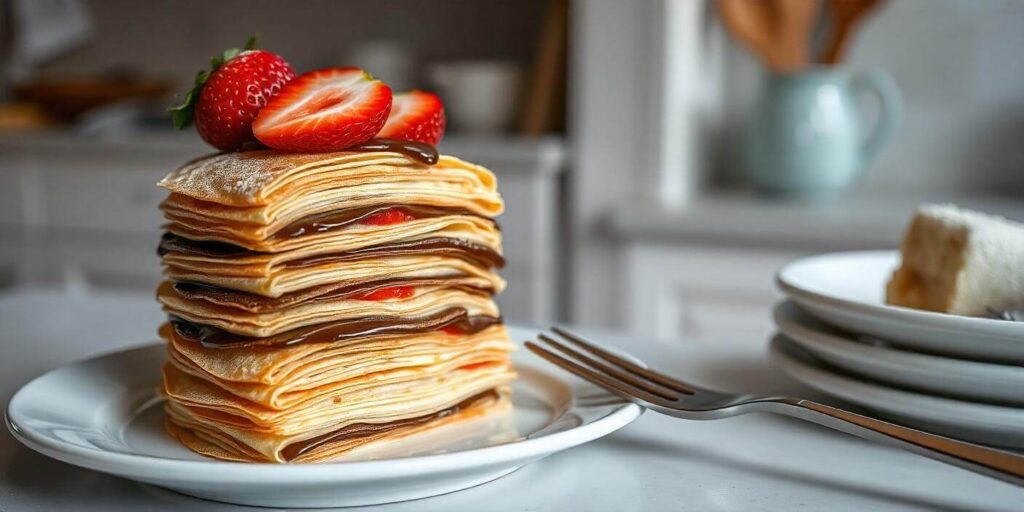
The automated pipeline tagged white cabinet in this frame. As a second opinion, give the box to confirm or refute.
[610,196,1024,347]
[623,243,797,344]
[440,137,564,324]
[0,133,564,324]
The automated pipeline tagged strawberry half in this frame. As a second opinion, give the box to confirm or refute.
[377,91,446,145]
[170,37,296,151]
[252,67,392,152]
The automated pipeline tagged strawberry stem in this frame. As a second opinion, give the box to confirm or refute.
[168,35,261,130]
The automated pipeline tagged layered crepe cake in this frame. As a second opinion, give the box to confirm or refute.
[155,144,516,463]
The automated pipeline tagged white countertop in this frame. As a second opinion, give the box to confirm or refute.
[1,289,1021,511]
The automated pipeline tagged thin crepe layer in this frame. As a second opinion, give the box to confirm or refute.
[165,389,510,463]
[158,280,499,337]
[168,309,501,349]
[164,349,513,421]
[159,234,505,276]
[164,254,506,298]
[162,323,510,384]
[158,151,501,211]
[162,188,501,243]
[167,276,495,313]
[163,213,502,255]
[162,359,514,460]
[164,323,513,411]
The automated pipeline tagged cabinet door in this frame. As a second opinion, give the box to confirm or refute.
[624,243,802,345]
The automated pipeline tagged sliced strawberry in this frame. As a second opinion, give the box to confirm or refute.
[170,37,296,151]
[253,67,392,152]
[458,362,495,371]
[361,207,417,226]
[377,91,446,145]
[354,285,415,301]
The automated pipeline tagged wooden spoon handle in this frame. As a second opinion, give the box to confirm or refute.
[821,0,884,64]
[717,0,786,71]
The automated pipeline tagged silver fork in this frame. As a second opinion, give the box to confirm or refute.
[526,326,1024,487]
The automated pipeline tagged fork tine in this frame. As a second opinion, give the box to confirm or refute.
[537,334,679,401]
[550,326,694,394]
[524,342,675,407]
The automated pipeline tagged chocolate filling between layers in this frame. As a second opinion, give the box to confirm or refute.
[273,204,495,241]
[163,204,498,246]
[169,307,502,349]
[279,389,499,461]
[159,234,506,270]
[172,277,495,313]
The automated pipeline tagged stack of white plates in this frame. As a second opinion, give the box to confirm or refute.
[772,250,1024,448]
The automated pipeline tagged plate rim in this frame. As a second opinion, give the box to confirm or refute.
[769,334,1024,428]
[773,301,1024,384]
[6,335,643,483]
[775,250,1024,337]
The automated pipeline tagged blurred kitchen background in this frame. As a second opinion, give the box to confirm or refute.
[1,0,1022,344]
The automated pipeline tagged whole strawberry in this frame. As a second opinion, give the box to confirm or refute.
[170,37,296,151]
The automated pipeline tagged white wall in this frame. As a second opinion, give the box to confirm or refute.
[568,0,1024,330]
[36,0,547,92]
[717,0,1024,196]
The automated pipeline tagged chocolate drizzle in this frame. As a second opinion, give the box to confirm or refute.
[160,233,506,269]
[170,308,502,349]
[347,138,439,165]
[280,389,498,461]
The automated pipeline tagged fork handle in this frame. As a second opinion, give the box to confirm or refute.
[767,399,1024,487]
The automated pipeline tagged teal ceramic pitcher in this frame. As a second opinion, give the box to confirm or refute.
[743,68,901,196]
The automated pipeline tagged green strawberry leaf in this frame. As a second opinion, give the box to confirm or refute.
[168,89,195,129]
[168,35,260,130]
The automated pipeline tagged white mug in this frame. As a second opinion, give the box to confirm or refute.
[429,61,523,134]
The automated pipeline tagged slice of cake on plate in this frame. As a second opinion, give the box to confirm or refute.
[886,204,1024,316]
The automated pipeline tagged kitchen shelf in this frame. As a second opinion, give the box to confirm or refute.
[608,192,1024,251]
[608,192,1024,341]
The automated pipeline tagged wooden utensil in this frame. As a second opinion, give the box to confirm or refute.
[12,78,171,121]
[519,0,568,135]
[776,0,821,71]
[717,0,821,72]
[820,0,884,64]
[718,0,786,70]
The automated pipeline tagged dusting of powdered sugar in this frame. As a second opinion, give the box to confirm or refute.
[221,156,276,196]
[158,152,278,204]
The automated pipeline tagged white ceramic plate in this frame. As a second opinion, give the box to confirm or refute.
[774,301,1024,405]
[770,334,1024,448]
[5,326,642,508]
[776,251,1024,364]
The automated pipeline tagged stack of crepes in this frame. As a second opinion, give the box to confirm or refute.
[155,146,516,463]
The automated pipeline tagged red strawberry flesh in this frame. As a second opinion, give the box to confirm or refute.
[361,207,417,226]
[377,91,446,145]
[354,285,415,301]
[253,67,392,152]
